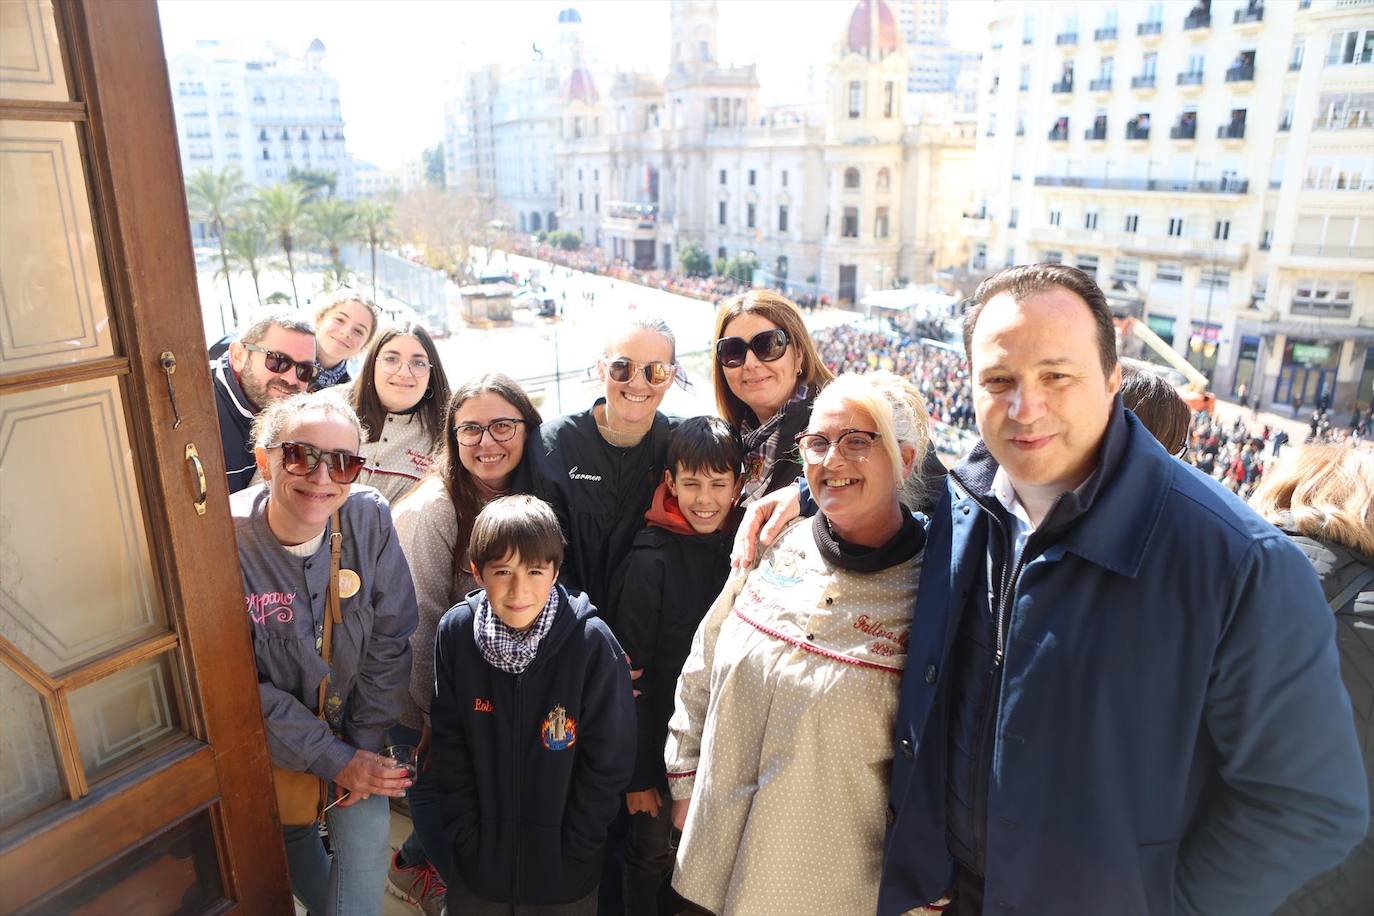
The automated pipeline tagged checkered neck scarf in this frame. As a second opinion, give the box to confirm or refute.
[474,587,560,674]
[738,383,809,508]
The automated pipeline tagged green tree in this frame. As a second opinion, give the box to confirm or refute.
[224,221,270,310]
[287,165,338,201]
[255,183,308,309]
[354,199,393,302]
[186,166,246,324]
[724,252,758,284]
[548,229,581,251]
[422,144,445,188]
[679,242,712,278]
[306,196,358,282]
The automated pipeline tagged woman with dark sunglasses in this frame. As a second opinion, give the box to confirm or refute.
[384,373,543,909]
[233,389,418,916]
[532,315,682,618]
[711,290,835,508]
[351,322,452,505]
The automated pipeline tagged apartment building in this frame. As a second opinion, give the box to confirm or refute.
[972,0,1373,413]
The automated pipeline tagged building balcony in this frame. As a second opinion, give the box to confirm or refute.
[1138,20,1163,37]
[1094,27,1119,42]
[1085,125,1108,141]
[1024,225,1250,265]
[962,215,992,238]
[1177,71,1205,87]
[1290,242,1374,259]
[1057,32,1079,45]
[1051,79,1074,93]
[1034,175,1250,195]
[1170,122,1198,140]
[1233,5,1264,28]
[1225,64,1256,83]
[1183,10,1211,32]
[1131,74,1157,90]
[1218,123,1247,140]
[1048,127,1070,142]
[601,201,659,238]
[1090,77,1114,92]
[1126,121,1151,140]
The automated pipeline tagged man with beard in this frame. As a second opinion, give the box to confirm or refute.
[214,313,319,492]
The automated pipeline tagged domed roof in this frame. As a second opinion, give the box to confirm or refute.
[557,8,582,24]
[306,37,326,54]
[846,0,899,57]
[566,66,598,105]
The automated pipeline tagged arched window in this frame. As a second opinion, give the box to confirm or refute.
[844,167,861,189]
[531,211,542,231]
[877,167,891,190]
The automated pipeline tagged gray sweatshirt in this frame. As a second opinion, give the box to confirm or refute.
[232,485,418,780]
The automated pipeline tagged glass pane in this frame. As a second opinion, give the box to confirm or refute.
[68,653,185,782]
[0,119,114,374]
[0,376,167,673]
[0,1,69,102]
[0,662,64,829]
[30,809,226,915]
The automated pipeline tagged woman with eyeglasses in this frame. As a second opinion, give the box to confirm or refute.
[233,389,418,916]
[532,314,682,619]
[711,290,835,509]
[351,322,452,505]
[665,370,943,916]
[311,289,381,391]
[384,373,543,908]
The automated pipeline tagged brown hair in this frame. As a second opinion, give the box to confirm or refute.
[965,263,1119,377]
[711,289,835,427]
[1119,359,1191,455]
[352,322,451,445]
[426,373,544,600]
[1250,445,1374,557]
[469,495,565,571]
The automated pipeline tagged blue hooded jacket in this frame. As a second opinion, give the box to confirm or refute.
[878,408,1369,916]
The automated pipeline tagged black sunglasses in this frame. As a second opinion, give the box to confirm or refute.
[274,441,366,484]
[715,328,790,369]
[243,343,319,384]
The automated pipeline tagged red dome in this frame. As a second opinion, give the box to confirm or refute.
[566,67,598,105]
[847,0,900,57]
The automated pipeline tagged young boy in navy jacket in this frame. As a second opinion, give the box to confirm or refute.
[432,494,634,915]
[607,417,742,915]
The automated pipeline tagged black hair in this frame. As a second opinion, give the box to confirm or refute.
[666,415,743,479]
[469,495,565,571]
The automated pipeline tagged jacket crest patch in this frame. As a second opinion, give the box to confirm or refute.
[541,704,577,750]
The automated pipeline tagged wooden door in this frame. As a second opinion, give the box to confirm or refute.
[0,1,290,911]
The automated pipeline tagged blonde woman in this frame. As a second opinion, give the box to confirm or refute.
[312,289,380,390]
[1252,445,1374,916]
[665,370,942,916]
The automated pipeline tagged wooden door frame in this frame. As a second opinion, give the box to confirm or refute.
[0,1,289,909]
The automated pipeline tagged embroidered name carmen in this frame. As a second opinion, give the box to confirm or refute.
[246,590,295,625]
[568,466,602,482]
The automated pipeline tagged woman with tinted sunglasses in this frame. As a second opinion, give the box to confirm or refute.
[233,390,418,916]
[384,373,543,906]
[532,314,682,626]
[351,322,452,505]
[711,290,834,507]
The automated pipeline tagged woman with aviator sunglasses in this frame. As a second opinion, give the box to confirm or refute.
[385,373,543,906]
[233,389,418,915]
[351,322,452,505]
[711,290,834,508]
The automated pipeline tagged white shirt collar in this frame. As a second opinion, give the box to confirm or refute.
[991,465,1036,533]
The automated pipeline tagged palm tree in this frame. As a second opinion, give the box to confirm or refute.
[354,199,393,302]
[224,221,270,310]
[306,197,358,284]
[186,166,246,324]
[255,183,307,309]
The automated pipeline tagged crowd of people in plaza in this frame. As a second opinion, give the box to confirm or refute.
[211,265,1372,916]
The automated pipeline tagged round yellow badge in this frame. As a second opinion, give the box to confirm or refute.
[337,569,361,599]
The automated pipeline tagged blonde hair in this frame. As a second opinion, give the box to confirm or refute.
[810,370,931,509]
[712,290,835,427]
[1250,445,1374,556]
[313,288,380,347]
[252,389,365,452]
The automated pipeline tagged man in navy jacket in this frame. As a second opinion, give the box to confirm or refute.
[877,264,1368,915]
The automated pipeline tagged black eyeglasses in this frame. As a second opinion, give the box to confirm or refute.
[242,343,320,383]
[455,418,524,446]
[715,328,790,369]
[794,429,881,464]
[605,357,676,388]
[273,441,366,483]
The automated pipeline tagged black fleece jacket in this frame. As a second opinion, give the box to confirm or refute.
[431,585,635,905]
